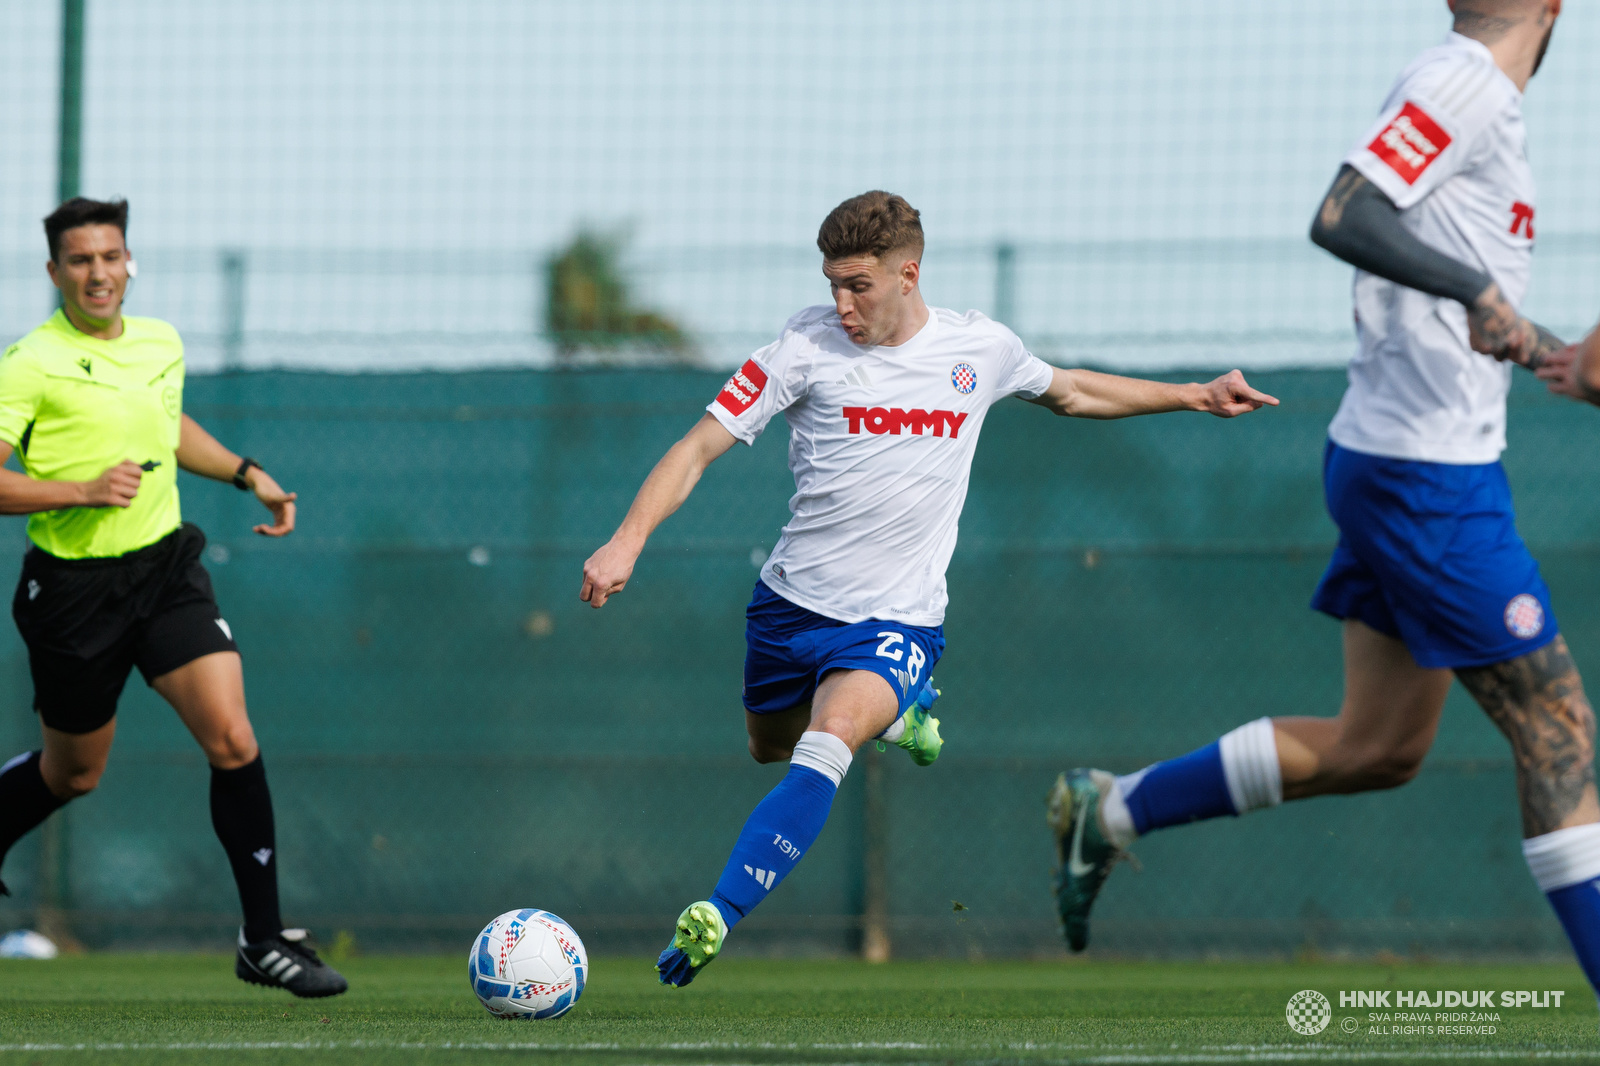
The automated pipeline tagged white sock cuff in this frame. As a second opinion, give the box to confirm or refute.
[1218,717,1282,814]
[1100,776,1138,850]
[791,731,852,787]
[1523,824,1600,892]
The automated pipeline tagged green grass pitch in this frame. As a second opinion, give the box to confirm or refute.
[1,954,1597,1064]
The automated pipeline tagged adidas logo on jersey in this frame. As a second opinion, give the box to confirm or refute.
[843,406,969,439]
[838,365,873,388]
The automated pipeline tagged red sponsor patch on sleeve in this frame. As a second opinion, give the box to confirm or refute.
[1367,101,1452,185]
[715,359,768,416]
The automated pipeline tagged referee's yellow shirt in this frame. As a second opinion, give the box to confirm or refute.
[0,310,185,559]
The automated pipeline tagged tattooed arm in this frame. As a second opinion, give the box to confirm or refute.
[1311,165,1490,306]
[1310,164,1564,368]
[1466,283,1568,371]
[1457,637,1599,837]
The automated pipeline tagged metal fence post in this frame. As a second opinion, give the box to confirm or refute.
[993,241,1017,329]
[35,813,73,950]
[39,0,88,948]
[220,249,248,370]
[57,0,84,205]
[861,746,890,962]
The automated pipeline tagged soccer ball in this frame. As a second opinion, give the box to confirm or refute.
[468,909,588,1019]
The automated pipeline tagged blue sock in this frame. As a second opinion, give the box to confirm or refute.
[1525,827,1600,1000]
[1547,881,1600,993]
[1111,720,1283,839]
[708,732,851,929]
[1119,741,1238,835]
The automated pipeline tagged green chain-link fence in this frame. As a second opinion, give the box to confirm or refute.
[0,368,1594,956]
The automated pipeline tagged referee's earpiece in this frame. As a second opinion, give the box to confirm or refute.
[126,258,138,279]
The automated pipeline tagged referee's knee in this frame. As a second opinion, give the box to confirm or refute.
[43,762,104,799]
[202,723,260,770]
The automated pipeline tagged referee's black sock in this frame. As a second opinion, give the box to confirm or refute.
[210,755,283,943]
[0,751,70,892]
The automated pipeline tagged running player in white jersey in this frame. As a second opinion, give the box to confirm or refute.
[580,191,1277,985]
[1050,0,1600,999]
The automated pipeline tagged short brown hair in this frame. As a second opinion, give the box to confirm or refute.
[44,197,128,261]
[817,191,923,262]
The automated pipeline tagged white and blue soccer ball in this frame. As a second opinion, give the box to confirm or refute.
[468,908,587,1019]
[0,929,58,959]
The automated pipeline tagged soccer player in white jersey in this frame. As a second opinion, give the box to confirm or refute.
[1050,0,1600,998]
[581,191,1276,985]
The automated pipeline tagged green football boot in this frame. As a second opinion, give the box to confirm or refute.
[894,679,943,767]
[656,901,728,987]
[1047,768,1127,952]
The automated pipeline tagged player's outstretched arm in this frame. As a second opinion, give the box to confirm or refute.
[1028,367,1278,420]
[1536,324,1600,406]
[1310,164,1564,368]
[581,413,739,609]
[175,414,297,536]
[0,442,142,513]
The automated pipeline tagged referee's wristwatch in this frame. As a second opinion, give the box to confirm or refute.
[232,457,262,491]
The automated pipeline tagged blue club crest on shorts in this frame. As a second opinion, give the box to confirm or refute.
[951,363,976,394]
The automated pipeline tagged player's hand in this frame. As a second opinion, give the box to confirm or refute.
[81,460,142,508]
[580,539,638,609]
[1535,345,1600,405]
[247,468,297,536]
[1194,370,1279,418]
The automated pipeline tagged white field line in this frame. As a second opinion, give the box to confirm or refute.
[0,1040,1597,1061]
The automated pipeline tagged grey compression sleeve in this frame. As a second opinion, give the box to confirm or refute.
[1309,164,1491,308]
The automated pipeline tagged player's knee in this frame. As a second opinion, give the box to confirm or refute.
[1372,753,1424,789]
[748,736,792,764]
[1346,748,1425,791]
[204,722,260,769]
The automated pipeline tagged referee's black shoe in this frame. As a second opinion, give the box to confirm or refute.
[235,928,349,998]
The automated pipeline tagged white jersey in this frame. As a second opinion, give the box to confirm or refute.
[1328,32,1535,465]
[707,305,1055,626]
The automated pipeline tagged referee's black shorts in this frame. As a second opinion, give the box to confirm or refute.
[11,522,240,735]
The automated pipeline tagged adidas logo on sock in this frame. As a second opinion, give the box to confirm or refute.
[252,848,273,866]
[743,864,776,890]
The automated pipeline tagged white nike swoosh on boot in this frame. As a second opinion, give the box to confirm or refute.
[1068,800,1096,877]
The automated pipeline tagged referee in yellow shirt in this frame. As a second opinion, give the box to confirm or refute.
[0,198,344,997]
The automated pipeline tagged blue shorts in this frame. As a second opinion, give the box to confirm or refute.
[742,580,945,716]
[1310,441,1557,670]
